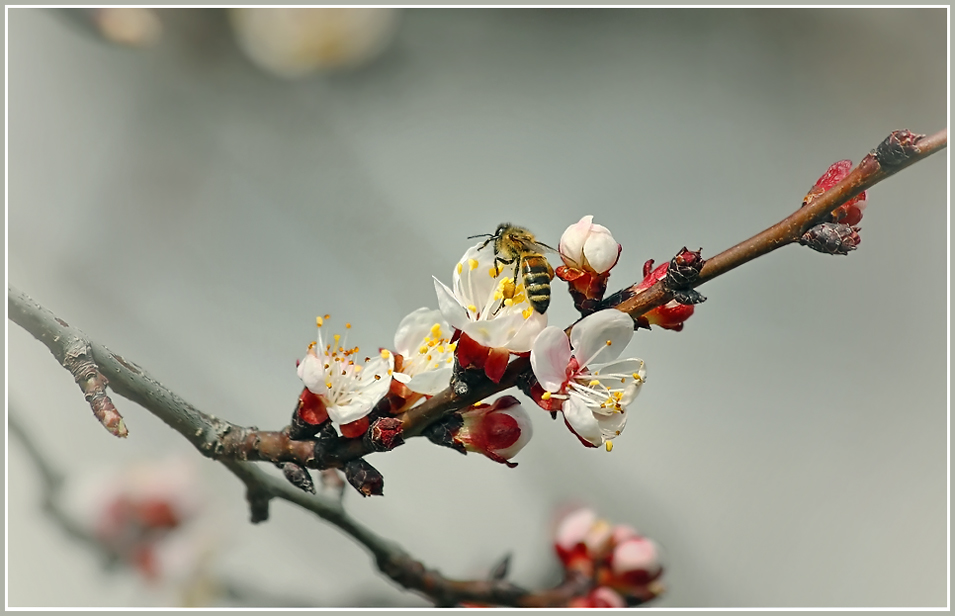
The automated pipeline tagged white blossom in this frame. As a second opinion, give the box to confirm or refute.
[531,309,645,447]
[297,316,394,425]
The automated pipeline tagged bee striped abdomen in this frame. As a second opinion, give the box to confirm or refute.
[522,256,553,314]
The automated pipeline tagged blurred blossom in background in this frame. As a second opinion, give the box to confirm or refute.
[7,7,947,608]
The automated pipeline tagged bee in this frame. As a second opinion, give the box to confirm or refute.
[469,223,556,314]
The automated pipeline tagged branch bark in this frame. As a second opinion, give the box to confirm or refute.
[8,126,945,607]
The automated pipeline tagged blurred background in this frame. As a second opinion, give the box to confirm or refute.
[6,7,948,608]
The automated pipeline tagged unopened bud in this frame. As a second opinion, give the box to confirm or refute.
[803,160,868,226]
[343,459,384,497]
[665,247,705,289]
[280,462,315,494]
[559,215,621,275]
[556,216,621,312]
[363,417,404,452]
[799,222,861,255]
[455,396,533,467]
[630,260,697,331]
[422,413,467,453]
[609,536,663,588]
[568,587,627,608]
[874,129,925,167]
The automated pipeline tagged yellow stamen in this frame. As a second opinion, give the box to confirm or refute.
[324,314,330,320]
[589,379,601,387]
[430,323,442,337]
[387,369,393,375]
[606,441,614,452]
[468,304,478,313]
[503,298,513,307]
[315,316,324,328]
[374,375,381,380]
[325,382,333,389]
[419,346,429,355]
[468,258,479,271]
[522,308,532,319]
[381,349,391,359]
[541,391,552,400]
[307,341,316,351]
[448,343,456,351]
[606,340,612,346]
[354,365,362,372]
[457,262,463,274]
[436,345,445,353]
[633,373,642,381]
[345,323,352,329]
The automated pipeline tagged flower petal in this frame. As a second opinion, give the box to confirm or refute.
[563,397,602,447]
[531,326,573,392]
[433,277,469,331]
[583,230,620,273]
[405,367,452,395]
[559,215,594,268]
[596,409,627,441]
[394,307,445,356]
[570,309,634,367]
[297,352,327,395]
[504,309,548,353]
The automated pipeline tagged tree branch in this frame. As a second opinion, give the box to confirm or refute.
[7,288,612,607]
[8,126,944,607]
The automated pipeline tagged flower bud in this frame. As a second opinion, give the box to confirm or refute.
[554,507,598,569]
[559,215,621,275]
[874,129,925,167]
[632,260,696,332]
[568,586,627,608]
[665,247,705,290]
[802,159,868,226]
[280,462,315,494]
[363,416,404,452]
[609,536,663,588]
[455,396,533,467]
[799,222,861,255]
[556,216,622,312]
[343,459,384,497]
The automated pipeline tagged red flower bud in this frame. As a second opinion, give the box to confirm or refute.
[632,260,696,331]
[803,159,868,226]
[455,395,532,467]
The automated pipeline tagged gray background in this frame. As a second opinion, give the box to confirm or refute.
[6,7,948,608]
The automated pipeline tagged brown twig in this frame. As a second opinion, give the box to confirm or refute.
[8,288,615,607]
[613,128,948,317]
[8,127,945,607]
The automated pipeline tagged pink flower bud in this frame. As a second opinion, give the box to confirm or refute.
[456,396,533,467]
[610,536,663,588]
[554,507,598,568]
[568,586,627,608]
[559,215,621,274]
